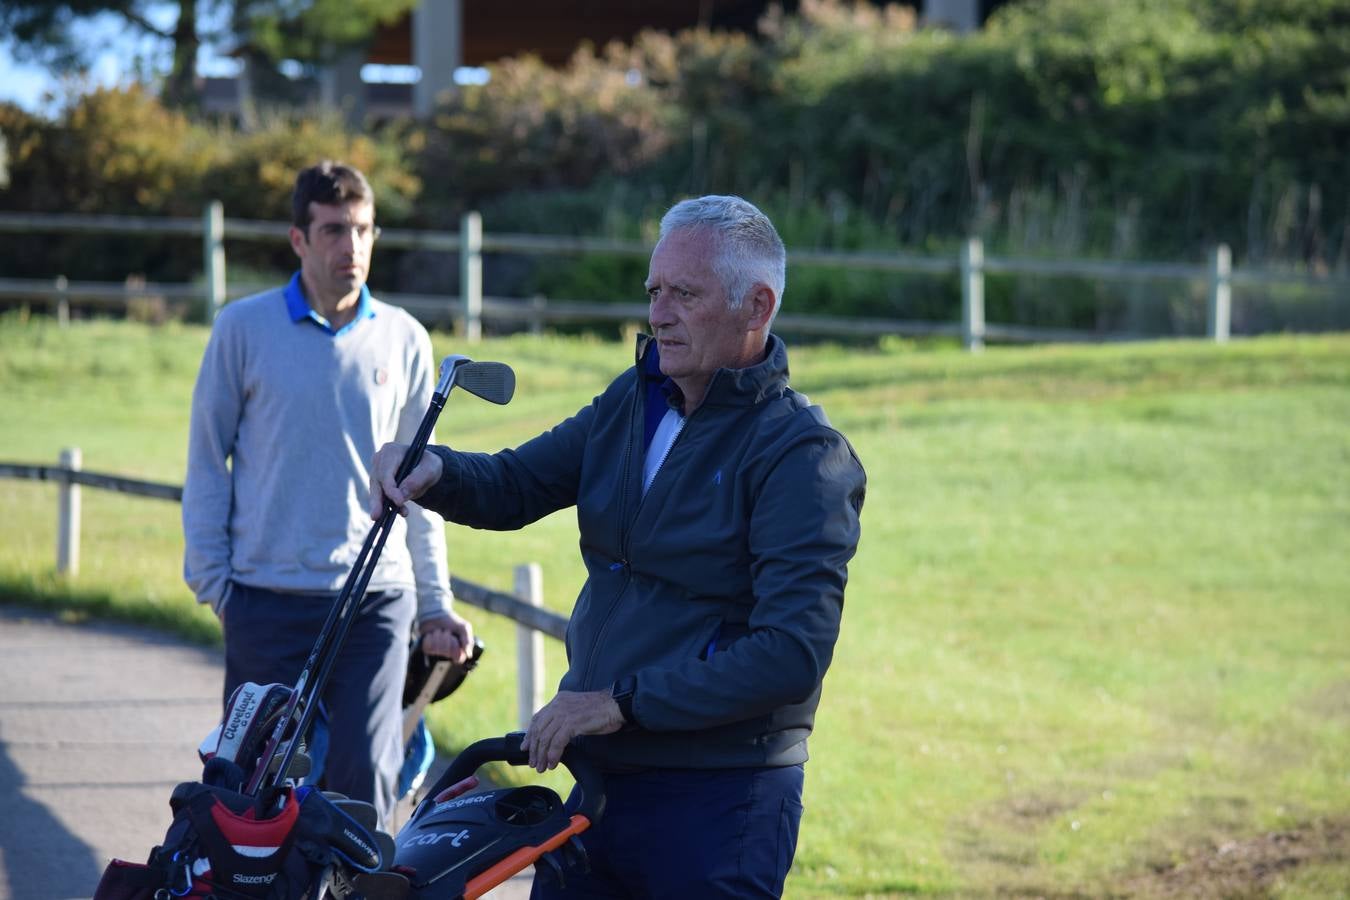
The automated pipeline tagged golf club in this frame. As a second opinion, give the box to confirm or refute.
[435,353,515,407]
[243,354,515,804]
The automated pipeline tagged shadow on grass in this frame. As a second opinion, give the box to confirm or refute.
[0,572,221,647]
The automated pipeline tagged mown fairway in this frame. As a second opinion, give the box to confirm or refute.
[1,316,1347,897]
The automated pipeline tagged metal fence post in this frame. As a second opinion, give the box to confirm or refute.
[1208,243,1232,344]
[203,200,226,323]
[460,211,483,342]
[961,237,986,352]
[57,447,81,576]
[514,563,546,732]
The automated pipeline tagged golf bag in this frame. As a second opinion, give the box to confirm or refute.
[92,781,383,900]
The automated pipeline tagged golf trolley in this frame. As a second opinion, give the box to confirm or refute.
[392,733,604,899]
[93,355,603,899]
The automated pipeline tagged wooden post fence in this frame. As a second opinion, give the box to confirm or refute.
[460,211,483,342]
[4,448,567,725]
[56,447,81,576]
[203,201,226,323]
[961,237,986,352]
[1208,243,1232,344]
[55,275,70,327]
[514,563,546,731]
[2,206,1344,346]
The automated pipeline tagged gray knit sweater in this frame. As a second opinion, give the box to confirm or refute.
[182,285,454,623]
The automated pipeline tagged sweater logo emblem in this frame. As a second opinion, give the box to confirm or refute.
[374,367,388,386]
[713,469,722,485]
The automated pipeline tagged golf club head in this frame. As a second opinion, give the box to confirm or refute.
[436,356,515,406]
[434,355,472,400]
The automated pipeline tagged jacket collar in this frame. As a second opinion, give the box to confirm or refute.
[634,332,790,408]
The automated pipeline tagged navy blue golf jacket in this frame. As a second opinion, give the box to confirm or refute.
[423,334,866,770]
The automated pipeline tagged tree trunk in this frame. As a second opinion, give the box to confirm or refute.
[162,0,200,111]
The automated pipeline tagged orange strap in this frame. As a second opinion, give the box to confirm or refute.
[463,815,591,900]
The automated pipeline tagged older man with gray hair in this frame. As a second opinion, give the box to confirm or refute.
[370,195,866,898]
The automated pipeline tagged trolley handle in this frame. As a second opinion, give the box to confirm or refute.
[425,732,605,825]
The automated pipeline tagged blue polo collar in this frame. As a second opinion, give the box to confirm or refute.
[283,271,374,336]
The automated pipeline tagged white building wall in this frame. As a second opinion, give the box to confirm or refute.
[924,0,981,32]
[413,0,464,117]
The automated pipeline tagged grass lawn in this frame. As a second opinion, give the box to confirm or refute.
[1,314,1347,897]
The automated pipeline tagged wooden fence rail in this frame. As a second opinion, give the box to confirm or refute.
[0,451,565,729]
[3,207,1345,349]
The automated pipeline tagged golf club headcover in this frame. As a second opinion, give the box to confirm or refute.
[292,786,384,873]
[322,792,380,834]
[399,718,437,801]
[202,755,248,792]
[205,682,297,774]
[350,869,413,899]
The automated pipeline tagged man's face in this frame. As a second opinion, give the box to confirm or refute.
[291,200,376,298]
[646,228,760,392]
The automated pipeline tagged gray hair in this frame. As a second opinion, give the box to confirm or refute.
[658,195,786,323]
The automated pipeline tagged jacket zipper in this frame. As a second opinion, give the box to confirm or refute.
[578,381,642,688]
[643,415,686,494]
[579,369,708,688]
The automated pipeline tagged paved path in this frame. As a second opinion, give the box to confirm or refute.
[0,605,530,900]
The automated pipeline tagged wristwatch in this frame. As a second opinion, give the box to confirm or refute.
[610,675,639,730]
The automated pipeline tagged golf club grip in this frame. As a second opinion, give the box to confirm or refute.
[426,733,606,824]
[393,394,445,487]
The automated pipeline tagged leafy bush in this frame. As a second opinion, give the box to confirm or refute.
[415,47,674,224]
[0,88,417,284]
[1,88,209,215]
[0,87,416,222]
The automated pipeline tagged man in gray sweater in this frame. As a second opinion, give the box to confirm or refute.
[182,161,473,828]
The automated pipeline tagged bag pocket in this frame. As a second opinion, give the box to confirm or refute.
[91,859,163,900]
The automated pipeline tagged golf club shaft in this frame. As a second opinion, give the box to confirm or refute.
[242,502,395,797]
[245,388,449,799]
[262,509,398,794]
[396,392,445,486]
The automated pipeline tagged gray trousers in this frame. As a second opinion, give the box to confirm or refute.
[222,582,413,829]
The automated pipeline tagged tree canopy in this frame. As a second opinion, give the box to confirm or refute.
[0,0,416,110]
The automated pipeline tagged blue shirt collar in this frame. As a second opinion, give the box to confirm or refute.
[283,271,374,336]
[641,344,682,448]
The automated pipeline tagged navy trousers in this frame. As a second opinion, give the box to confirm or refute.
[530,764,805,899]
[221,582,412,829]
